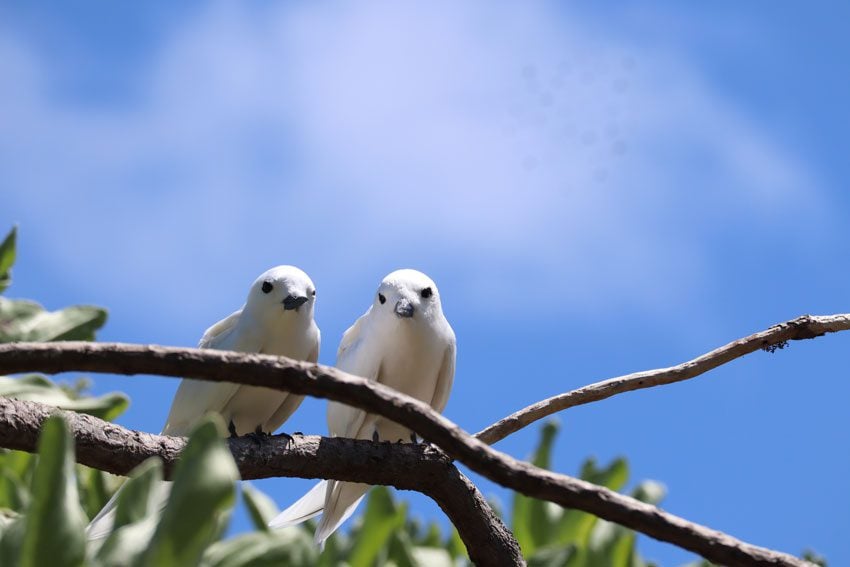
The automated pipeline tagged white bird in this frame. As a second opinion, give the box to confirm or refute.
[269,269,456,547]
[86,265,320,540]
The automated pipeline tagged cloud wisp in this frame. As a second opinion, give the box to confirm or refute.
[1,1,822,318]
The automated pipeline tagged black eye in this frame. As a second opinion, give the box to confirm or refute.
[311,289,316,296]
[378,293,386,304]
[261,281,273,294]
[420,287,433,299]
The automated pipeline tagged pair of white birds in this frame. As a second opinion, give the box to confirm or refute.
[86,266,456,547]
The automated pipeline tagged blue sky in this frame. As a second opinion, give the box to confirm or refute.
[2,1,849,564]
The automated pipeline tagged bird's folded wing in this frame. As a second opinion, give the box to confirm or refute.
[162,309,262,436]
[263,334,319,432]
[328,315,380,438]
[198,308,243,348]
[430,340,456,414]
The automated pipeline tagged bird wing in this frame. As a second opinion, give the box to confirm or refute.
[313,315,386,546]
[327,313,381,438]
[198,308,242,348]
[429,339,456,413]
[336,310,366,360]
[262,327,320,432]
[161,310,260,436]
[269,318,371,537]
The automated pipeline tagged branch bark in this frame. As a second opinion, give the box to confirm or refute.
[0,338,817,567]
[0,396,522,567]
[476,314,850,445]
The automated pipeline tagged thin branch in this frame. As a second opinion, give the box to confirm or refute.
[476,314,850,445]
[0,396,522,567]
[0,341,812,566]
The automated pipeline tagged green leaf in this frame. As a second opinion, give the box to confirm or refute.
[112,459,163,530]
[139,416,238,567]
[0,375,129,421]
[445,526,467,560]
[801,549,827,566]
[410,546,455,567]
[580,457,629,492]
[0,298,107,343]
[586,519,634,567]
[630,481,666,506]
[512,419,561,555]
[553,457,629,547]
[0,449,36,485]
[315,523,348,567]
[0,227,16,294]
[0,374,55,394]
[242,483,279,532]
[18,415,87,567]
[348,486,406,567]
[417,521,443,547]
[0,515,25,565]
[78,465,110,523]
[527,545,577,567]
[201,530,319,567]
[577,479,663,567]
[96,518,159,567]
[57,393,129,421]
[0,468,30,511]
[386,528,418,567]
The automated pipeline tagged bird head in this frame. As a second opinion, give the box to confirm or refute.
[246,265,317,321]
[372,269,442,324]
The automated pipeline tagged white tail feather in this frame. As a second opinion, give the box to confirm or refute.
[314,480,368,546]
[85,489,121,540]
[268,480,328,529]
[86,481,171,540]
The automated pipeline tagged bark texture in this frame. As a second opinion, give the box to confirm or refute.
[0,396,522,566]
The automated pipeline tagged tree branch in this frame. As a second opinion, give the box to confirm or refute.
[0,340,813,566]
[476,314,850,445]
[0,396,522,567]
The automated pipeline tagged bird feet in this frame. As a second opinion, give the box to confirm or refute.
[247,425,272,446]
[276,431,294,449]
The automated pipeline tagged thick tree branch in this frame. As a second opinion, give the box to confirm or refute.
[0,340,814,566]
[476,314,850,445]
[0,396,522,567]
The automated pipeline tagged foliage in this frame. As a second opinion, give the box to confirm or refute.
[513,419,666,567]
[0,226,16,294]
[3,411,665,566]
[0,226,128,523]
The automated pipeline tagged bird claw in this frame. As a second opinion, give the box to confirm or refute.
[247,426,272,446]
[278,431,294,449]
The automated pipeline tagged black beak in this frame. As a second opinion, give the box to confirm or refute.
[283,295,309,311]
[394,298,414,318]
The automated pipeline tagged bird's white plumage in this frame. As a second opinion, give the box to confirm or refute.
[269,269,455,546]
[87,265,320,540]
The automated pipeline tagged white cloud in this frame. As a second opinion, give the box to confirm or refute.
[0,0,825,321]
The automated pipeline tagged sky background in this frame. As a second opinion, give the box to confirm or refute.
[2,1,849,564]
